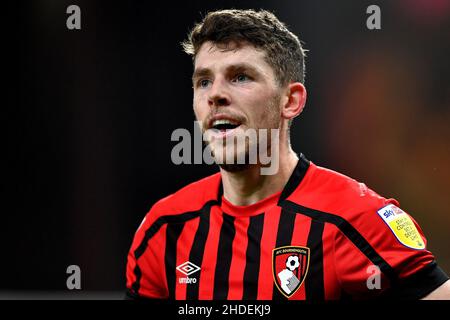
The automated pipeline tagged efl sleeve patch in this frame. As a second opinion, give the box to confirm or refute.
[376,204,425,250]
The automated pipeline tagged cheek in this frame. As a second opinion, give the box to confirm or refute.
[249,93,279,121]
[193,95,207,120]
[257,105,280,130]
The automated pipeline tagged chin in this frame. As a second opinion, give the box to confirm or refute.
[211,143,251,165]
[218,163,251,173]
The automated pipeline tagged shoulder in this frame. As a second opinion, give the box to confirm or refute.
[285,161,431,253]
[286,161,398,221]
[283,160,446,296]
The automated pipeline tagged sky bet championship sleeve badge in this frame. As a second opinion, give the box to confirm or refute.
[272,246,310,298]
[377,204,425,250]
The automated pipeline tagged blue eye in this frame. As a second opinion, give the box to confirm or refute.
[198,79,211,88]
[234,74,250,83]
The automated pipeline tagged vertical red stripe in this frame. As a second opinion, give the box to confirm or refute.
[175,218,201,300]
[126,252,137,289]
[227,217,250,300]
[289,214,312,300]
[198,206,223,300]
[138,224,168,298]
[127,216,154,290]
[257,207,282,299]
[322,223,340,299]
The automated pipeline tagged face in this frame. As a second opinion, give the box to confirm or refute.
[192,41,283,170]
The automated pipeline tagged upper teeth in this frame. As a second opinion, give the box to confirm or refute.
[212,119,238,127]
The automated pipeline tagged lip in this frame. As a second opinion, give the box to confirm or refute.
[206,125,241,139]
[207,114,242,130]
[206,114,243,140]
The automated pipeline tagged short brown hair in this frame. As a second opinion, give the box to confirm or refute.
[182,9,306,86]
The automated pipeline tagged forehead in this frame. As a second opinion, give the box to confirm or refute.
[194,41,274,76]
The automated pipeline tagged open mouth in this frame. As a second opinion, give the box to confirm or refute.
[210,119,241,132]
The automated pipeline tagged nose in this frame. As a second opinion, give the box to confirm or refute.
[208,78,231,108]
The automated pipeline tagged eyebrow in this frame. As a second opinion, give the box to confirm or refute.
[192,63,262,83]
[192,68,212,82]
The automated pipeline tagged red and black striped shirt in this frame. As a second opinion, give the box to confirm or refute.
[126,154,448,300]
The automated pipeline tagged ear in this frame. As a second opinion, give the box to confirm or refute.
[281,82,307,120]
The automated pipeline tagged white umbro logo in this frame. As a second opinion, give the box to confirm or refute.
[176,261,201,276]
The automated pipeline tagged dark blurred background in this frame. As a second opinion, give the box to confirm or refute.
[5,0,449,294]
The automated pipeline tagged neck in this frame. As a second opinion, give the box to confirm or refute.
[220,144,299,206]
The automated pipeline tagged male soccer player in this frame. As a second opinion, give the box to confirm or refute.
[126,9,450,300]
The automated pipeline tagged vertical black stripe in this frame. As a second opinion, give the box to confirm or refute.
[186,204,212,300]
[305,219,325,300]
[272,209,296,300]
[242,213,265,300]
[217,180,223,206]
[131,264,142,295]
[213,213,236,300]
[130,201,218,296]
[165,222,185,299]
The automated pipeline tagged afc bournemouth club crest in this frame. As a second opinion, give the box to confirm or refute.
[272,246,310,298]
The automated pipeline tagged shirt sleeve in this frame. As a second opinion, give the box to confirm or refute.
[125,209,169,299]
[333,199,449,299]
